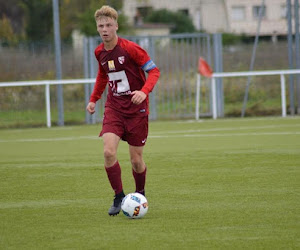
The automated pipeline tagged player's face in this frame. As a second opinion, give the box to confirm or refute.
[96,17,118,43]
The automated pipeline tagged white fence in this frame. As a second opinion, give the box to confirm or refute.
[196,69,300,120]
[0,79,94,128]
[1,69,300,127]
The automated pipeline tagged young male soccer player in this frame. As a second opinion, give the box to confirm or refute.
[86,5,160,216]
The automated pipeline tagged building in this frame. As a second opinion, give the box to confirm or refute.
[225,0,288,36]
[122,0,291,36]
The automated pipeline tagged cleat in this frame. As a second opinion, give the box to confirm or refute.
[136,190,145,196]
[108,191,125,216]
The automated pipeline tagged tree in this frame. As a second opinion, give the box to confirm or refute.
[77,0,131,36]
[59,0,101,39]
[0,0,24,35]
[0,15,18,44]
[144,9,195,34]
[20,0,53,41]
[0,0,131,42]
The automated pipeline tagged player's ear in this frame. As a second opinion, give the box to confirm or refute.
[116,22,119,30]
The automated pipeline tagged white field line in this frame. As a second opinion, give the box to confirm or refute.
[0,124,299,143]
[151,124,300,135]
[175,116,300,123]
[0,135,98,143]
[0,198,101,209]
[150,131,300,138]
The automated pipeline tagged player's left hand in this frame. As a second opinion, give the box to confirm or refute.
[131,91,147,105]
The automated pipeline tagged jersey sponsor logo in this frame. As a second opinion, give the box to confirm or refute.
[112,90,131,96]
[139,109,146,113]
[108,70,131,96]
[108,60,115,71]
[118,56,125,64]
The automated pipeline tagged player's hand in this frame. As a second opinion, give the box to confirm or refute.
[86,102,96,114]
[131,91,147,105]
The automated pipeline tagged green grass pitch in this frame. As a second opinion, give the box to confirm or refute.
[0,117,299,249]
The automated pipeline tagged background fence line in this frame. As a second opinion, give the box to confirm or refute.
[206,69,300,119]
[1,68,300,127]
[1,34,299,128]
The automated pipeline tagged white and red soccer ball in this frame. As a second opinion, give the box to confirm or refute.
[121,193,148,219]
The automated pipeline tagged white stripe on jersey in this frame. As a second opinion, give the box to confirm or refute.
[141,60,156,72]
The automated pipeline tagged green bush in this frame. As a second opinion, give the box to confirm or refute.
[144,9,196,34]
[222,33,253,45]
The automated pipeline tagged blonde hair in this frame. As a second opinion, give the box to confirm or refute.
[94,5,118,22]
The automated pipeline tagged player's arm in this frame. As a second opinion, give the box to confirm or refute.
[140,63,160,95]
[131,66,160,104]
[127,42,160,104]
[130,44,160,94]
[86,63,108,114]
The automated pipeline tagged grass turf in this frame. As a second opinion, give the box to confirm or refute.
[0,117,299,249]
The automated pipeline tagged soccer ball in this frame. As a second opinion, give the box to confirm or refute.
[121,193,148,219]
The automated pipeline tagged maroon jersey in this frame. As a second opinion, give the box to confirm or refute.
[90,37,160,117]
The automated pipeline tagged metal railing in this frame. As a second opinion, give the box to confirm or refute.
[1,68,300,127]
[0,79,94,127]
[195,69,300,120]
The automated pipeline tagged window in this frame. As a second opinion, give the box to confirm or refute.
[280,4,287,18]
[179,9,189,16]
[134,6,153,25]
[281,4,300,19]
[137,7,153,18]
[195,10,201,30]
[253,5,266,19]
[231,6,246,21]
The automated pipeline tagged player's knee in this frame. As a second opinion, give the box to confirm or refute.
[103,148,116,161]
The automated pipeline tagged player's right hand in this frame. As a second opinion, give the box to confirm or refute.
[86,102,96,114]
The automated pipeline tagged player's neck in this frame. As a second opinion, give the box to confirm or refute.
[104,35,118,51]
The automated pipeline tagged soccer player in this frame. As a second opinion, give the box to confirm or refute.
[86,5,160,216]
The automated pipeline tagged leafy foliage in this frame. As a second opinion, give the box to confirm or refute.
[20,0,53,41]
[144,9,196,34]
[77,0,131,36]
[0,0,129,41]
[222,33,253,45]
[0,15,18,44]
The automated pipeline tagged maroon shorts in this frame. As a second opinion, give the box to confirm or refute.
[100,107,148,147]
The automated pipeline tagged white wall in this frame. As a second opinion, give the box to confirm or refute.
[123,0,288,35]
